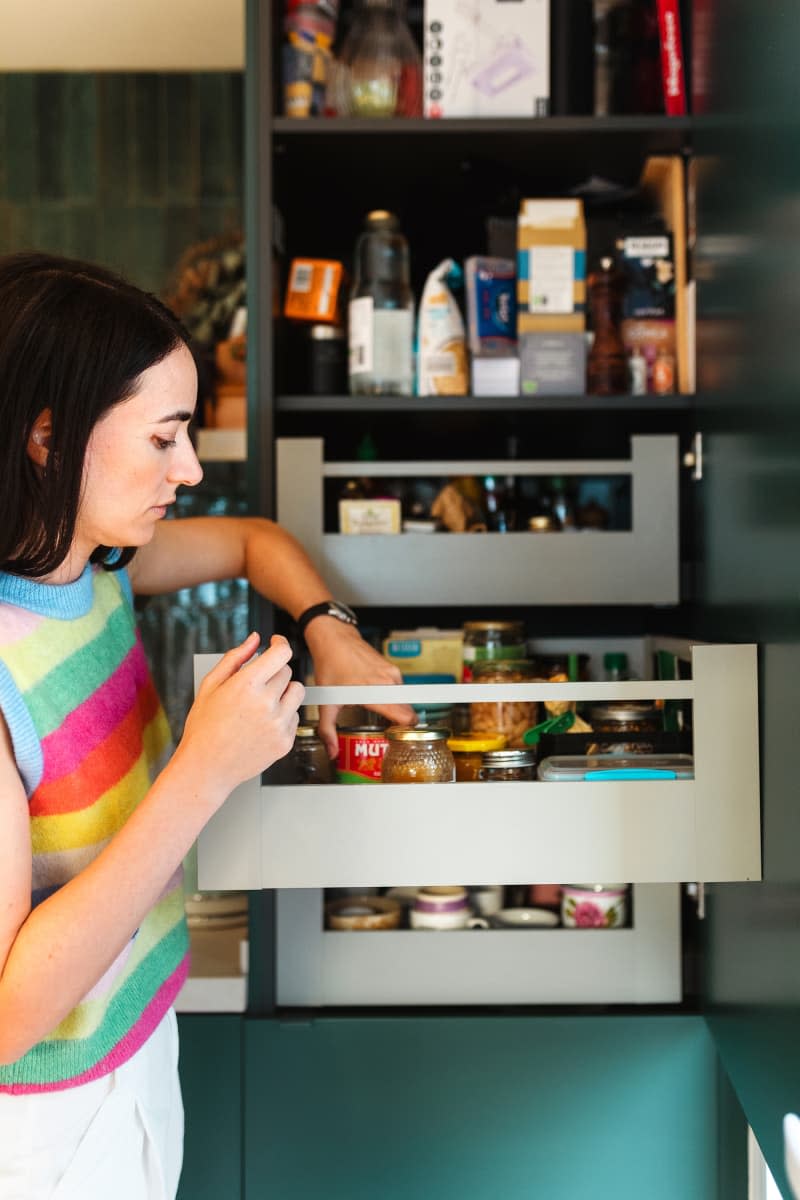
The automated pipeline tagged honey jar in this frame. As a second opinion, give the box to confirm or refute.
[447,733,507,782]
[381,727,455,783]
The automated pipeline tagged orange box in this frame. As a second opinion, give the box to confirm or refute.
[284,258,344,322]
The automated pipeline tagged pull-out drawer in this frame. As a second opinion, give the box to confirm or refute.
[195,641,760,889]
[276,435,679,606]
[275,884,681,1007]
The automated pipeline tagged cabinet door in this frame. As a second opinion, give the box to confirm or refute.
[177,1015,242,1200]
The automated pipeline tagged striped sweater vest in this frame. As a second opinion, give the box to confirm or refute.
[0,562,189,1093]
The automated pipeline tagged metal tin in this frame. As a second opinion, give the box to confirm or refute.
[336,725,390,783]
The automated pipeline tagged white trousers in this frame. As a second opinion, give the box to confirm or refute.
[0,1008,184,1200]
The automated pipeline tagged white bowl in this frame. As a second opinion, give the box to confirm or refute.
[494,907,559,929]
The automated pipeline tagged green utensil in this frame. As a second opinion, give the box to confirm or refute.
[522,711,575,745]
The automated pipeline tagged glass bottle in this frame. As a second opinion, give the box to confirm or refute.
[348,210,414,396]
[337,0,422,119]
[587,256,629,395]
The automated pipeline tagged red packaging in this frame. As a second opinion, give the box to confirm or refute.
[656,0,687,116]
[336,727,389,783]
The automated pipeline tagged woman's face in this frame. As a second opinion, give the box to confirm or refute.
[75,343,203,561]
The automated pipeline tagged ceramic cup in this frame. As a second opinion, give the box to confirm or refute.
[493,907,560,929]
[411,885,471,931]
[561,884,629,929]
[470,885,504,916]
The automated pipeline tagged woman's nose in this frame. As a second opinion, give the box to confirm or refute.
[170,438,204,488]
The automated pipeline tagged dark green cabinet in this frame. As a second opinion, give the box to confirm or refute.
[178,1016,243,1200]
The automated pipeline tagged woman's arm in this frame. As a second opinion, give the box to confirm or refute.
[0,634,302,1065]
[129,516,415,752]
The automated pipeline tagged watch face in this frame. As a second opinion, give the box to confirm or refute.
[330,601,357,624]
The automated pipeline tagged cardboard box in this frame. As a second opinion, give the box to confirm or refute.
[339,498,401,534]
[617,233,676,319]
[517,199,586,334]
[383,628,464,682]
[424,0,550,119]
[472,356,520,397]
[519,332,587,395]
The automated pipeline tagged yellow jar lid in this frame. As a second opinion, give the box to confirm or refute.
[447,734,507,753]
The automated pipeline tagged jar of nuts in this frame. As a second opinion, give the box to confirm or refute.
[469,659,538,748]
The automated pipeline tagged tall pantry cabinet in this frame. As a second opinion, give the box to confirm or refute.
[178,2,798,1198]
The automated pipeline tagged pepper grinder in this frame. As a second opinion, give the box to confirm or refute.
[587,256,629,395]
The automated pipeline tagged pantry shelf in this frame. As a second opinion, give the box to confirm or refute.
[276,394,695,413]
[272,115,695,140]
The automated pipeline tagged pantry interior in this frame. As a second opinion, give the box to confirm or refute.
[176,2,800,1199]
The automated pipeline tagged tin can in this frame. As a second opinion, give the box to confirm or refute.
[336,726,390,783]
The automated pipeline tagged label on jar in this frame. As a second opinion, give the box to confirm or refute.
[462,643,526,683]
[336,729,389,783]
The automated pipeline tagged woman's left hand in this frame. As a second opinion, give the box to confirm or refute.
[304,619,416,756]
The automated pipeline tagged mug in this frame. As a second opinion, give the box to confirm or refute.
[561,884,629,929]
[411,886,471,931]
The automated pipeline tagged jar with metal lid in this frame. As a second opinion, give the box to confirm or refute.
[478,748,537,782]
[381,726,455,783]
[291,724,333,783]
[469,659,538,747]
[587,701,660,755]
[462,620,526,682]
[447,733,507,782]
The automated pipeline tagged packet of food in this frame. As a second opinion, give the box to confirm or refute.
[417,258,469,396]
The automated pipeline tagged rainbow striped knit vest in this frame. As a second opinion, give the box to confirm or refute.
[0,562,189,1093]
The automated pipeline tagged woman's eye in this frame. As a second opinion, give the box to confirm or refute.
[153,436,177,450]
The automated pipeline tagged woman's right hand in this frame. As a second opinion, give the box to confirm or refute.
[176,632,304,802]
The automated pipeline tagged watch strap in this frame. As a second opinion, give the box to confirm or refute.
[296,600,358,636]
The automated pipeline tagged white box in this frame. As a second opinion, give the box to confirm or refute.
[424,0,550,119]
[471,356,520,396]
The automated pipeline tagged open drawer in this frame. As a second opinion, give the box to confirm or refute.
[194,641,760,889]
[276,435,679,606]
[274,885,681,1006]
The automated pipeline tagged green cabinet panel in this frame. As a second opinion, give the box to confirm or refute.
[244,1016,719,1200]
[178,1015,243,1200]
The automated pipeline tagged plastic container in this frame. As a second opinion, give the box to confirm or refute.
[537,754,694,781]
[381,726,455,783]
[447,733,508,781]
[469,659,538,748]
[478,748,537,782]
[462,619,526,682]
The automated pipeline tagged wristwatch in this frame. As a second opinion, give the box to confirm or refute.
[296,599,358,637]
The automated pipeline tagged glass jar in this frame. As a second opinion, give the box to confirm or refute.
[290,724,333,783]
[337,0,422,118]
[462,620,526,682]
[587,702,661,755]
[381,726,455,783]
[478,749,538,782]
[447,733,507,782]
[469,659,538,747]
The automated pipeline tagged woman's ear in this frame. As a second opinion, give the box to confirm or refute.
[27,409,53,469]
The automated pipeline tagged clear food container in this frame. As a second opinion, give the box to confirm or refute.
[537,754,694,781]
[469,658,538,747]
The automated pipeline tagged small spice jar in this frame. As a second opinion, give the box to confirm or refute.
[462,620,526,682]
[478,749,538,782]
[469,658,538,747]
[290,724,333,784]
[587,702,661,755]
[381,726,455,783]
[447,733,507,782]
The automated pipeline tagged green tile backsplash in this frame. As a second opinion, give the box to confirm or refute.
[0,72,243,293]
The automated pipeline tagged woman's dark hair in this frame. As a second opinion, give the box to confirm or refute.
[0,252,193,578]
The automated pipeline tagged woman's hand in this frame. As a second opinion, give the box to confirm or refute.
[304,619,416,756]
[176,632,305,801]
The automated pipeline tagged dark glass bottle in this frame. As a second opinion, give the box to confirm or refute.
[587,256,629,396]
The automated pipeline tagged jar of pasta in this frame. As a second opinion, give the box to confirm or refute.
[447,733,507,782]
[478,749,537,782]
[462,620,526,682]
[381,726,455,783]
[469,659,538,747]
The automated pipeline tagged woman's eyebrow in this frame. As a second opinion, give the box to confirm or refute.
[155,410,194,424]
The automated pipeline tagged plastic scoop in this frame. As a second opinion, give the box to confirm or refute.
[522,711,575,746]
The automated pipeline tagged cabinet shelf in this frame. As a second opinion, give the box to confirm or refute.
[277,394,695,414]
[272,116,695,139]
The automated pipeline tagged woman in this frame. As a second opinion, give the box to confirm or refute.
[0,252,412,1198]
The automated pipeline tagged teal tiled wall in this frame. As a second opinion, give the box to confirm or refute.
[0,72,243,293]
